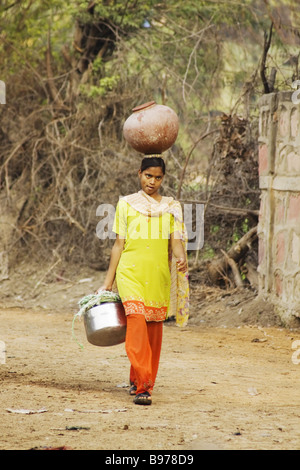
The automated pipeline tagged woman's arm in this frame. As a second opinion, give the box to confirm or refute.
[97,235,125,291]
[170,231,187,273]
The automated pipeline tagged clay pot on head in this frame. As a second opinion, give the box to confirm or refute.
[123,101,179,154]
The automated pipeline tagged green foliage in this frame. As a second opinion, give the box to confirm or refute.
[0,0,153,73]
[80,75,120,98]
[1,0,297,135]
[1,0,296,106]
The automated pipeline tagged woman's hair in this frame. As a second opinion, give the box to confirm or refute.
[140,156,165,174]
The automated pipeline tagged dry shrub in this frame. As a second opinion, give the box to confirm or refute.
[203,114,259,251]
[0,67,259,279]
[0,70,148,269]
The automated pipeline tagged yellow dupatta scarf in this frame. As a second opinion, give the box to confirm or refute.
[121,190,189,327]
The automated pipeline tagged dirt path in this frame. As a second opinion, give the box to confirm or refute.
[0,306,299,450]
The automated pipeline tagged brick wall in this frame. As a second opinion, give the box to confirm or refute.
[258,91,300,323]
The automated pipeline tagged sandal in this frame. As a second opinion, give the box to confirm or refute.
[129,384,137,396]
[133,392,152,406]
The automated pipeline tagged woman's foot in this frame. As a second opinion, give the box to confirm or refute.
[133,392,152,405]
[129,384,137,396]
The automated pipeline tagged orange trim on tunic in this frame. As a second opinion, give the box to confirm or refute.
[123,300,167,322]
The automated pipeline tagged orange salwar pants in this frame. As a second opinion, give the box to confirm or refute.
[125,314,163,395]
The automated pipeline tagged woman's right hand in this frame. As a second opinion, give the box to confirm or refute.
[95,284,112,294]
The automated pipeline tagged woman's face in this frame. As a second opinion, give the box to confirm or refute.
[138,166,164,199]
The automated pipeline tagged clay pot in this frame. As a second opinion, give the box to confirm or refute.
[123,101,179,154]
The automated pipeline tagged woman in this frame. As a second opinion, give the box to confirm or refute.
[97,156,189,405]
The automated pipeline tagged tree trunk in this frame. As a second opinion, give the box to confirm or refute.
[207,226,257,286]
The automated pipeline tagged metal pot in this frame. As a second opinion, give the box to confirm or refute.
[84,302,127,347]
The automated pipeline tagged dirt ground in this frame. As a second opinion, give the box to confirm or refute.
[0,260,300,450]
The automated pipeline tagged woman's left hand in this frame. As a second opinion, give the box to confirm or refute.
[176,257,187,272]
